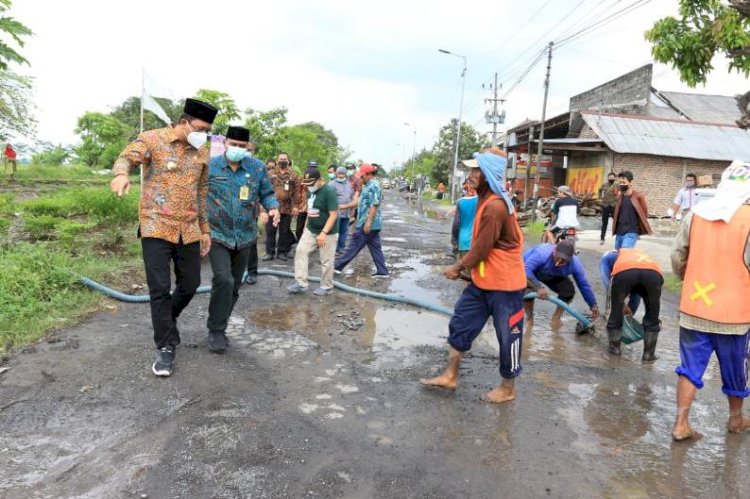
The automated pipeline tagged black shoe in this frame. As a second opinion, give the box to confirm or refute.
[152,346,176,376]
[277,252,288,261]
[207,331,227,353]
[262,254,274,261]
[607,328,622,356]
[245,274,257,285]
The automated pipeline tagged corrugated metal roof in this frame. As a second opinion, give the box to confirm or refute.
[533,138,603,144]
[581,113,750,161]
[658,91,740,125]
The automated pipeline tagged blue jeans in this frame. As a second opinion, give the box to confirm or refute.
[336,217,349,253]
[334,227,388,275]
[615,233,638,249]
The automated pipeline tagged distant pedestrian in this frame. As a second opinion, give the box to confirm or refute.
[334,163,389,278]
[670,160,750,441]
[671,173,699,220]
[264,153,300,261]
[612,171,652,249]
[599,172,618,245]
[287,167,339,296]
[436,182,446,200]
[110,97,218,377]
[346,162,363,223]
[420,148,526,404]
[451,179,478,259]
[3,143,17,177]
[206,126,279,352]
[330,166,357,255]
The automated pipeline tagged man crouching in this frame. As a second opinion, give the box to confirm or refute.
[420,148,527,403]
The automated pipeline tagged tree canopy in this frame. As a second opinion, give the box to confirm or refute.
[646,0,750,127]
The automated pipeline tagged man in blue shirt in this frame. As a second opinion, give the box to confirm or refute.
[206,126,279,352]
[334,163,389,277]
[451,180,478,259]
[523,240,599,328]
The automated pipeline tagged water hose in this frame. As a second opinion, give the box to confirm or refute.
[79,270,594,329]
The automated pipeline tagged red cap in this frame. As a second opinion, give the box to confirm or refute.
[356,163,377,177]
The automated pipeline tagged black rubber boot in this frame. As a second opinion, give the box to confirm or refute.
[607,328,622,356]
[642,329,659,362]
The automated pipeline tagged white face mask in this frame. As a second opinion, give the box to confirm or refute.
[185,121,208,149]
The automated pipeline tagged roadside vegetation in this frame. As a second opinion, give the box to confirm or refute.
[0,168,142,356]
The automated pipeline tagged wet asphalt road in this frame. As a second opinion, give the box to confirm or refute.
[1,192,749,498]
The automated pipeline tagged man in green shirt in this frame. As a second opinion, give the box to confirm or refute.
[288,166,339,296]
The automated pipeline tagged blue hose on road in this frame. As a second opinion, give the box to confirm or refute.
[79,270,593,328]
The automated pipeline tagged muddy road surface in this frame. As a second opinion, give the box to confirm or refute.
[1,193,748,498]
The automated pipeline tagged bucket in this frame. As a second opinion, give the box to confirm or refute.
[621,315,645,344]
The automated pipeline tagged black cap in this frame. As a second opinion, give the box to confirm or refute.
[183,98,218,124]
[553,240,575,262]
[301,167,321,185]
[226,126,250,142]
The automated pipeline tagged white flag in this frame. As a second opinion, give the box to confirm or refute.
[141,70,174,126]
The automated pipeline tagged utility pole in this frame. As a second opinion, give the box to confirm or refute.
[484,72,506,146]
[531,41,553,223]
[524,123,533,211]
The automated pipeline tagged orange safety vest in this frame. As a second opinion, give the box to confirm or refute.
[470,194,527,291]
[679,205,750,324]
[611,248,662,277]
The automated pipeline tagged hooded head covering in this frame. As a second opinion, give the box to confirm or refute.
[691,160,750,223]
[473,151,515,214]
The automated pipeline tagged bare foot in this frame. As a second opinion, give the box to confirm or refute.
[481,385,516,404]
[419,374,458,390]
[525,318,534,334]
[550,316,563,331]
[672,421,700,441]
[727,414,750,433]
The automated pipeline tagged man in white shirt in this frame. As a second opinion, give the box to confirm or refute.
[671,173,699,219]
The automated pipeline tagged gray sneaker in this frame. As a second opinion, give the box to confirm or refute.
[313,287,332,296]
[152,346,175,377]
[287,282,308,294]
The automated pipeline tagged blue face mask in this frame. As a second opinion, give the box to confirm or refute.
[328,173,336,180]
[226,146,246,162]
[336,177,346,183]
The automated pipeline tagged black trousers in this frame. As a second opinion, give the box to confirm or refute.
[600,205,615,241]
[607,268,662,332]
[265,213,293,256]
[207,243,251,334]
[295,212,308,243]
[247,239,258,276]
[141,237,201,349]
[536,272,576,303]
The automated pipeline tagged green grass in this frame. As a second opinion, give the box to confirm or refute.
[663,274,683,295]
[21,186,140,224]
[0,185,143,356]
[2,164,107,184]
[524,220,547,241]
[0,243,139,355]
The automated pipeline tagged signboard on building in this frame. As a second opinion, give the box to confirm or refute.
[515,153,552,176]
[567,166,603,195]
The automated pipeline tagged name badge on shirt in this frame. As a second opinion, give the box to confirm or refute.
[239,186,249,200]
[284,182,290,191]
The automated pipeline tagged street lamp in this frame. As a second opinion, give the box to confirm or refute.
[439,48,467,203]
[403,122,417,191]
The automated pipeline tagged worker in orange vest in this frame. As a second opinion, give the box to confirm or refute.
[420,148,526,404]
[601,248,663,360]
[670,160,750,441]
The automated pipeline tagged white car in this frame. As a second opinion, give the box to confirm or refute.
[381,178,391,189]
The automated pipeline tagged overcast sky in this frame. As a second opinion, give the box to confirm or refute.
[9,0,750,167]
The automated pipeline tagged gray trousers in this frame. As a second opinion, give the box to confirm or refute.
[207,243,251,333]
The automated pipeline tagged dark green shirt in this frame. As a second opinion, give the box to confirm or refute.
[305,184,339,235]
